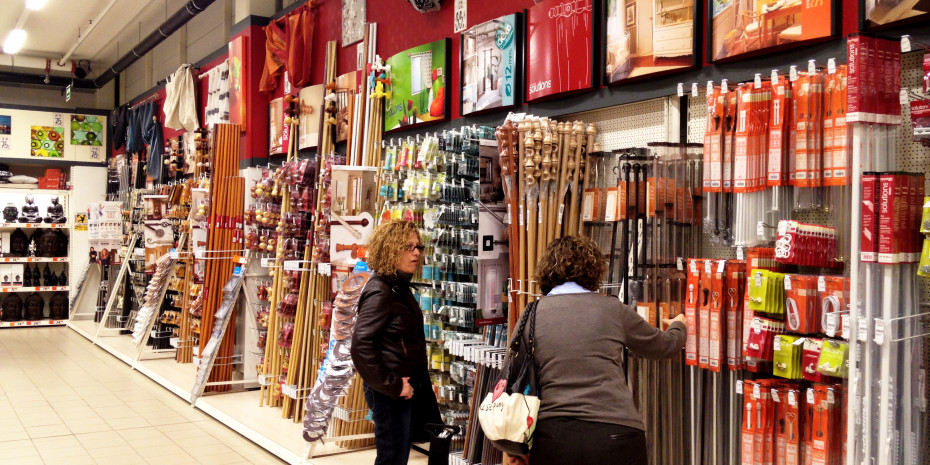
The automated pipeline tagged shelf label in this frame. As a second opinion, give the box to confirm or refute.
[874,319,885,345]
[825,313,839,337]
[257,374,270,386]
[818,276,826,292]
[753,383,761,399]
[784,276,792,291]
[857,318,868,342]
[772,389,780,402]
[736,380,743,394]
[807,389,815,405]
[319,263,332,275]
[677,83,684,97]
[736,247,744,260]
[692,83,698,97]
[788,391,797,406]
[902,36,912,53]
[261,257,273,268]
[282,384,299,399]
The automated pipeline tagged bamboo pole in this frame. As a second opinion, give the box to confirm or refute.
[567,122,584,236]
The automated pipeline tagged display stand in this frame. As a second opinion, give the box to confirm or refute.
[95,234,138,338]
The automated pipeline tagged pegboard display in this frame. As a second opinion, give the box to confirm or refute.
[563,97,672,151]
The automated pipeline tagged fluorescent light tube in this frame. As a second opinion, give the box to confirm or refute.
[3,29,26,54]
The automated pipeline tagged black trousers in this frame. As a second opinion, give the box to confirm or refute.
[529,417,648,465]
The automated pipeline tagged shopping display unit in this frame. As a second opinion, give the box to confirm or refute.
[0,1,920,464]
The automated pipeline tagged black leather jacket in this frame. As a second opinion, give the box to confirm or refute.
[351,272,429,399]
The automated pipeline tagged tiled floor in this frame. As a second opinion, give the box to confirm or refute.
[0,327,289,465]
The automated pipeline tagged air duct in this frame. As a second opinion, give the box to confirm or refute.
[92,0,216,88]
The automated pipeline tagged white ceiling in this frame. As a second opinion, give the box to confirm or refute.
[0,0,188,76]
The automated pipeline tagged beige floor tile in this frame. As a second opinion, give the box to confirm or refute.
[104,416,151,430]
[94,453,151,465]
[0,441,39,459]
[132,442,187,457]
[240,453,289,465]
[36,445,89,460]
[0,456,44,465]
[116,427,167,442]
[95,404,139,420]
[18,415,63,428]
[31,435,82,450]
[194,452,249,464]
[75,430,126,449]
[140,451,198,465]
[66,421,112,434]
[25,423,71,439]
[87,444,138,458]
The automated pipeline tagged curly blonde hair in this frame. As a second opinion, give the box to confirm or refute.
[535,235,606,294]
[366,219,421,278]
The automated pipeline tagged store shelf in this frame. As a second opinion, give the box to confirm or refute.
[0,319,68,328]
[0,186,73,195]
[0,223,71,229]
[0,257,68,263]
[0,156,104,168]
[0,286,69,292]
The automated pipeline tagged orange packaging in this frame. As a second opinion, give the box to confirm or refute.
[709,259,726,371]
[617,180,629,220]
[706,87,725,193]
[685,259,703,366]
[785,388,801,465]
[793,75,810,187]
[734,85,751,193]
[636,302,657,328]
[582,188,600,222]
[774,387,788,465]
[646,175,657,218]
[826,66,849,186]
[768,76,790,186]
[698,259,714,369]
[724,88,738,193]
[742,381,757,465]
[726,261,746,370]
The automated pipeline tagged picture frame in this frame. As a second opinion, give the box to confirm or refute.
[384,38,452,133]
[459,13,525,116]
[707,0,838,62]
[603,0,700,85]
[859,0,930,30]
[525,0,600,102]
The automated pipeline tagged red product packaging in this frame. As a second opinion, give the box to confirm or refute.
[726,261,746,370]
[876,172,895,264]
[709,260,726,371]
[769,75,789,186]
[784,388,802,465]
[924,53,930,93]
[698,259,714,369]
[861,172,879,263]
[846,34,863,120]
[724,88,738,193]
[774,387,788,465]
[685,259,703,366]
[742,381,757,465]
[802,338,827,383]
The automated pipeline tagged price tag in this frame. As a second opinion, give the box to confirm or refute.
[841,315,851,338]
[900,88,910,106]
[753,383,761,399]
[194,249,204,259]
[737,247,744,260]
[90,146,101,160]
[690,260,697,274]
[721,79,728,92]
[757,221,766,237]
[319,263,332,275]
[774,336,782,352]
[282,384,298,399]
[169,337,179,348]
[283,71,291,94]
[755,271,763,287]
[827,390,835,404]
[520,205,525,226]
[789,66,799,82]
[736,380,744,394]
[257,374,269,386]
[827,58,836,74]
[454,0,467,33]
[717,260,726,273]
[825,313,839,337]
[677,257,684,271]
[169,249,180,260]
[692,83,699,97]
[807,389,815,404]
[902,35,912,53]
[858,318,868,342]
[771,70,779,84]
[261,257,273,268]
[754,74,762,89]
[772,389,781,402]
[808,60,816,75]
[789,391,797,406]
[677,83,684,97]
[874,319,885,344]
[784,276,792,291]
[818,276,826,292]
[752,318,762,333]
[705,260,712,274]
[707,81,714,95]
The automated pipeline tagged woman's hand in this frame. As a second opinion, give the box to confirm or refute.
[508,454,529,465]
[662,313,687,328]
[400,377,414,399]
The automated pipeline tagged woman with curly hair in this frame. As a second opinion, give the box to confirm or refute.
[511,235,686,465]
[351,219,441,465]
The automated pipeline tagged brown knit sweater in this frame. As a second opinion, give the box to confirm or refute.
[527,293,686,430]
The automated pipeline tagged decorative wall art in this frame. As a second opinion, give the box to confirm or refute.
[604,0,697,83]
[342,0,366,46]
[861,0,929,29]
[384,39,451,132]
[30,126,64,158]
[298,84,324,149]
[461,13,523,115]
[709,0,834,61]
[525,0,597,102]
[70,115,104,146]
[334,71,357,143]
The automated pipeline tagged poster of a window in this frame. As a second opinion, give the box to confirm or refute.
[525,0,597,102]
[604,0,697,84]
[460,14,523,115]
[861,0,929,29]
[384,39,451,133]
[709,0,834,61]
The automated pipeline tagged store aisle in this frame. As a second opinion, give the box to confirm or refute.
[0,327,289,465]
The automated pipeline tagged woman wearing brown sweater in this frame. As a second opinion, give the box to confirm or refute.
[513,236,687,465]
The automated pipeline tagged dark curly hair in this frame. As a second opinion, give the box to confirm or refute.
[535,236,606,295]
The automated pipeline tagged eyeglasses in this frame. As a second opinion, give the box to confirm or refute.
[404,244,425,252]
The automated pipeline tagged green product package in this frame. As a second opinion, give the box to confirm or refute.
[817,339,849,378]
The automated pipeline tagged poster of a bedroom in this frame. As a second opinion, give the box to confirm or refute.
[709,0,833,61]
[605,0,696,84]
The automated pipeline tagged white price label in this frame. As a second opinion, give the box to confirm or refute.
[827,390,835,404]
[717,260,726,273]
[454,0,467,33]
[282,384,298,399]
[736,380,744,394]
[169,337,179,348]
[319,263,332,275]
[774,336,782,352]
[755,271,763,287]
[257,374,269,386]
[721,79,728,92]
[807,389,815,404]
[678,83,684,97]
[858,318,868,342]
[690,260,697,274]
[818,276,826,292]
[900,88,910,106]
[261,257,273,268]
[784,276,792,291]
[169,250,180,260]
[284,72,291,94]
[772,389,781,402]
[902,36,912,53]
[874,319,885,344]
[808,60,816,74]
[841,315,851,338]
[753,383,761,399]
[737,247,744,260]
[754,74,762,89]
[705,260,712,274]
[283,260,301,271]
[677,257,684,271]
[558,204,564,225]
[519,205,525,226]
[828,58,836,75]
[692,83,699,97]
[789,391,797,406]
[194,249,204,259]
[790,66,799,82]
[771,70,779,84]
[825,313,839,337]
[707,81,714,95]
[758,221,766,237]
[90,146,101,159]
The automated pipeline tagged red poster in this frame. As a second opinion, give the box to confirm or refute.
[526,0,595,102]
[228,36,247,127]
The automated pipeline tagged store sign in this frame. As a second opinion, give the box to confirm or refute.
[460,13,520,115]
[525,0,594,102]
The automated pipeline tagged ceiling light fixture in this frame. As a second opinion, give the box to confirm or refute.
[3,29,27,55]
[25,0,48,10]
